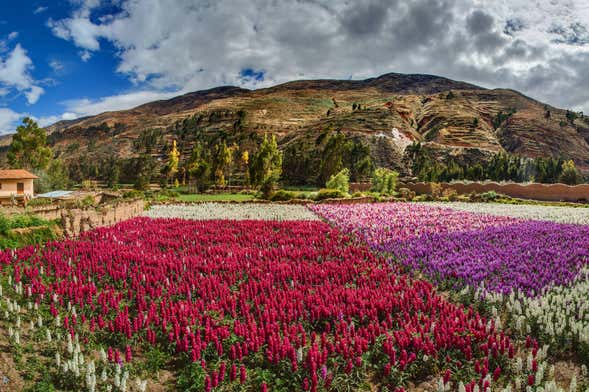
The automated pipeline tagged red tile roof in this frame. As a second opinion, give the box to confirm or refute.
[0,169,39,180]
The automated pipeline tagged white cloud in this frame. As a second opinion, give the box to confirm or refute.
[34,6,48,14]
[0,108,22,134]
[48,59,64,72]
[7,32,18,40]
[45,0,589,114]
[0,43,44,104]
[63,90,179,117]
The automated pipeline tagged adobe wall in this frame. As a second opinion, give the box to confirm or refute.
[2,199,146,237]
[403,182,589,202]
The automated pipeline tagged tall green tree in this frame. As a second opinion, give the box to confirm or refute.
[187,142,212,192]
[7,117,52,170]
[249,134,282,197]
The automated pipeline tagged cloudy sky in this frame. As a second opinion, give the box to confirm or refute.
[0,0,588,134]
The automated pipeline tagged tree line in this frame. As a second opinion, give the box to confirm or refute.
[407,142,584,185]
[4,118,586,195]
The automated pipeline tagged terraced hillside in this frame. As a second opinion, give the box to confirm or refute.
[2,72,588,178]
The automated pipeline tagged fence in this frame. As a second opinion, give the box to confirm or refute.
[401,182,589,203]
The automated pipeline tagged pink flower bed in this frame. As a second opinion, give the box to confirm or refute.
[310,202,521,248]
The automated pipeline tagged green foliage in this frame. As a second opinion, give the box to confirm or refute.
[407,142,576,184]
[315,188,348,200]
[8,117,52,171]
[133,129,162,190]
[559,160,581,185]
[492,108,516,130]
[326,168,350,194]
[101,149,121,188]
[176,362,207,391]
[269,189,308,201]
[318,132,347,184]
[0,214,57,249]
[371,168,398,196]
[249,134,283,198]
[34,159,71,193]
[480,191,499,202]
[566,110,578,124]
[187,142,212,192]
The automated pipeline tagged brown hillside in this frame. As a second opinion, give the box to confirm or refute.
[3,72,589,177]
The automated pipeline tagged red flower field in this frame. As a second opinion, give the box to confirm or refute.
[0,217,532,391]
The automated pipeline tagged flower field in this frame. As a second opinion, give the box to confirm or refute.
[311,202,589,388]
[424,202,589,225]
[144,203,319,221]
[1,202,587,391]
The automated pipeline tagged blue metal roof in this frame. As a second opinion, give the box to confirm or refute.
[36,190,73,198]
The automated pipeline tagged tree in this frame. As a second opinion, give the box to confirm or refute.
[101,150,121,188]
[559,160,581,185]
[371,168,398,195]
[132,129,162,190]
[326,168,350,194]
[35,159,71,193]
[249,134,282,198]
[165,140,180,185]
[8,117,52,170]
[187,142,212,192]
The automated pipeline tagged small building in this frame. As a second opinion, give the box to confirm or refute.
[0,169,38,205]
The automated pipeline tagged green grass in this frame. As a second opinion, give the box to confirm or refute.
[177,193,255,202]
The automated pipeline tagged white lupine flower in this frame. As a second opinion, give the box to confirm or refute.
[37,315,43,328]
[569,376,577,392]
[424,202,589,225]
[144,203,320,221]
[14,331,20,345]
[55,352,60,367]
[101,368,108,382]
[100,348,107,362]
[458,382,466,392]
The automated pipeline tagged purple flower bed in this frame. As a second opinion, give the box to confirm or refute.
[311,203,589,296]
[387,221,589,296]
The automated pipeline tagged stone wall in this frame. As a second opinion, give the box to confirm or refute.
[403,182,589,202]
[3,199,146,237]
[57,199,146,236]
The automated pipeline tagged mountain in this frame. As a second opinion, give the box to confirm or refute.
[2,72,589,184]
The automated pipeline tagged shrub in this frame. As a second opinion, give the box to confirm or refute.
[480,191,499,202]
[269,190,302,201]
[123,190,144,199]
[370,168,398,196]
[314,188,348,200]
[397,187,416,201]
[326,168,350,194]
[27,198,54,207]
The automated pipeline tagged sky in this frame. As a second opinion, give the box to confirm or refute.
[0,0,588,135]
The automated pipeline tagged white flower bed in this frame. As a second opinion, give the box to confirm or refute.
[476,269,589,364]
[423,202,589,225]
[144,203,320,221]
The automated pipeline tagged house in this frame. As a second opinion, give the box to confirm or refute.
[0,169,38,205]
